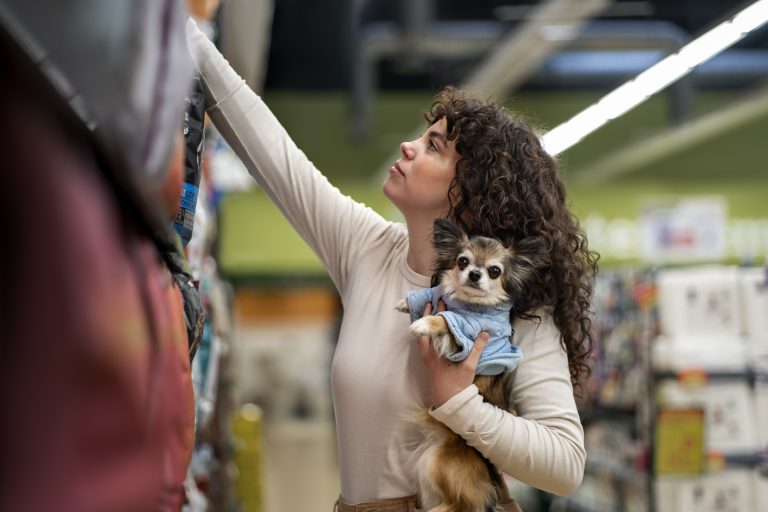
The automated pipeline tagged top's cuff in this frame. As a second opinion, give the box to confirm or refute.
[429,384,478,419]
[185,17,247,109]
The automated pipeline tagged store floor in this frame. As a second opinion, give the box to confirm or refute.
[262,418,340,512]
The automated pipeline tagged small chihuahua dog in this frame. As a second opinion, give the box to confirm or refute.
[396,218,543,512]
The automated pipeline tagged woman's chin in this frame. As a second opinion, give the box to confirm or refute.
[382,181,401,207]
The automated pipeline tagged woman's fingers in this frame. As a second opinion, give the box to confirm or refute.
[417,334,432,361]
[465,332,489,369]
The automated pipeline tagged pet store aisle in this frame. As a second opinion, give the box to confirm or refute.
[232,286,342,512]
[261,419,340,512]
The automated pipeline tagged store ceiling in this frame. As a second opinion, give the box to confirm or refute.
[346,0,768,183]
[537,0,768,184]
[260,0,768,182]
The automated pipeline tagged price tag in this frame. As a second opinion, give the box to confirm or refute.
[706,451,726,471]
[676,368,708,389]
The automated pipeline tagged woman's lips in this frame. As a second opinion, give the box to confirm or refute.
[390,162,405,177]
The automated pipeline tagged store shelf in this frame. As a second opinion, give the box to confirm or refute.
[549,496,620,512]
[719,450,768,471]
[586,455,648,483]
[654,368,761,384]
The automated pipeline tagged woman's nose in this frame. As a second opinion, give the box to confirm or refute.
[400,140,415,159]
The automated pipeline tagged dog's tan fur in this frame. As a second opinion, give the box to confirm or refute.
[416,355,514,511]
[426,423,497,512]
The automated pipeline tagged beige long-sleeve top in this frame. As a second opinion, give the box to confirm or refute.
[187,19,585,504]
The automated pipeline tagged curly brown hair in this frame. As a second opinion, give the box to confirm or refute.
[425,86,599,392]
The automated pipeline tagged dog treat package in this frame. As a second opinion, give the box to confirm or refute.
[173,73,206,246]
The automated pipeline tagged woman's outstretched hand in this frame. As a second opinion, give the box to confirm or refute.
[417,301,489,408]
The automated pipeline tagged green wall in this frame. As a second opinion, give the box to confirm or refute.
[219,89,768,279]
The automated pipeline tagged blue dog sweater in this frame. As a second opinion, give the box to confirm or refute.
[406,286,522,376]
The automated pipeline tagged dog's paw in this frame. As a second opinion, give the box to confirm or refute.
[411,317,459,359]
[409,317,435,337]
[394,299,410,313]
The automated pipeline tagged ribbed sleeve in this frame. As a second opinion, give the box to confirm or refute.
[185,19,389,293]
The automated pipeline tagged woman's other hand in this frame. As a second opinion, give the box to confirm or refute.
[418,301,489,408]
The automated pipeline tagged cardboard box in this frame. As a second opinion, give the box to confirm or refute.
[652,334,749,372]
[739,266,768,346]
[754,381,768,447]
[658,266,741,338]
[656,471,754,512]
[754,471,768,512]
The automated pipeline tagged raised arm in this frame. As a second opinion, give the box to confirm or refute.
[429,311,586,496]
[185,19,388,290]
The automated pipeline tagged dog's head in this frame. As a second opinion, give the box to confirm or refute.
[432,219,544,307]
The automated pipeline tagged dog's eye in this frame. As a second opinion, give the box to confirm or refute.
[457,256,469,270]
[488,266,501,279]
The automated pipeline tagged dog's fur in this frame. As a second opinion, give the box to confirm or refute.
[396,219,543,512]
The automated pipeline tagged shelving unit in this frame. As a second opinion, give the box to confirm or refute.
[551,269,657,512]
[650,265,768,512]
[560,265,768,512]
[184,135,247,512]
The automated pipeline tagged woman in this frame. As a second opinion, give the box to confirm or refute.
[186,19,597,511]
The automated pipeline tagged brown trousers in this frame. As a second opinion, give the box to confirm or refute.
[334,495,523,512]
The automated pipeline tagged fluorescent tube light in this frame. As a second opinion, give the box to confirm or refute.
[542,0,768,155]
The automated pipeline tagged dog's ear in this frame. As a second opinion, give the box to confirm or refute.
[503,237,547,294]
[432,219,467,268]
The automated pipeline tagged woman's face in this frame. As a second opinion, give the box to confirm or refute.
[383,117,461,222]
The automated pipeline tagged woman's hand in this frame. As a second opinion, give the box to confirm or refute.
[418,301,489,408]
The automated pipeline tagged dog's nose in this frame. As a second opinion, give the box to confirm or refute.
[468,270,481,282]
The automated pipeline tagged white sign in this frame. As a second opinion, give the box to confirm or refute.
[640,198,727,263]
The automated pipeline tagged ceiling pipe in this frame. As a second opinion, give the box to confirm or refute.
[570,82,768,185]
[350,12,711,142]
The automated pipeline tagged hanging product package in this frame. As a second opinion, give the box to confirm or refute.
[163,246,205,361]
[168,72,206,360]
[173,73,206,246]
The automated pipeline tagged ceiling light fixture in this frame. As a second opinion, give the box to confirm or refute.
[542,0,768,155]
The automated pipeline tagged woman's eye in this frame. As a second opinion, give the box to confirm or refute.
[428,140,438,151]
[457,257,469,270]
[488,266,501,279]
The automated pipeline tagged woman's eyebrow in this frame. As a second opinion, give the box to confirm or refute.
[428,131,448,148]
